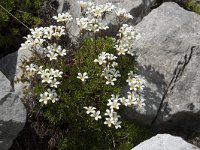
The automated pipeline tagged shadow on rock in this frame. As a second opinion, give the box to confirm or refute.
[0,120,24,150]
[121,64,167,125]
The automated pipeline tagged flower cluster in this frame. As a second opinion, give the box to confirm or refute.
[25,63,63,104]
[22,12,73,104]
[115,24,141,56]
[21,26,66,51]
[84,106,102,120]
[39,89,59,105]
[84,71,146,129]
[116,8,133,22]
[84,94,122,129]
[25,63,62,104]
[124,71,146,108]
[76,1,116,32]
[44,44,67,61]
[126,71,146,92]
[53,12,73,23]
[104,94,122,129]
[94,52,120,86]
[38,68,63,88]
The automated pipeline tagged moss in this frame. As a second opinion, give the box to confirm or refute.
[0,0,42,49]
[186,0,200,15]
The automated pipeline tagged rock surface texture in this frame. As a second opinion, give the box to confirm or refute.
[132,134,200,150]
[0,47,29,149]
[126,2,200,131]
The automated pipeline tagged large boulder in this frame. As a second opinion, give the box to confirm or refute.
[125,2,200,131]
[132,134,200,150]
[0,70,26,150]
[0,47,31,149]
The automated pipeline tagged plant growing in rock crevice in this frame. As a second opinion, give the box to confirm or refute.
[19,1,152,149]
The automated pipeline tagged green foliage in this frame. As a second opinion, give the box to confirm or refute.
[26,37,152,149]
[0,0,42,48]
[186,0,200,15]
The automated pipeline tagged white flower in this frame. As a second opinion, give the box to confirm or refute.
[127,91,138,106]
[120,97,130,106]
[90,110,102,121]
[116,8,133,20]
[104,109,114,117]
[47,89,59,103]
[76,18,89,30]
[30,28,43,39]
[104,117,114,127]
[50,78,60,88]
[137,96,146,108]
[110,94,120,101]
[47,51,58,61]
[94,57,107,65]
[52,26,66,37]
[110,69,121,78]
[126,74,146,92]
[111,62,118,67]
[41,74,53,84]
[39,92,51,105]
[105,75,117,86]
[78,1,88,9]
[77,72,89,82]
[84,106,96,114]
[103,3,116,12]
[26,63,38,76]
[99,23,109,30]
[107,97,121,110]
[107,54,117,61]
[38,68,49,76]
[114,45,128,55]
[57,48,67,56]
[112,112,120,122]
[53,12,73,23]
[43,27,54,39]
[128,71,134,78]
[91,5,104,17]
[114,120,122,129]
[37,66,43,72]
[50,69,63,78]
[78,1,94,9]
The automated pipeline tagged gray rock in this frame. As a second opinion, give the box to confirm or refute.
[0,47,31,150]
[132,134,200,150]
[0,46,32,97]
[0,72,11,93]
[0,93,26,150]
[0,70,26,150]
[0,52,17,84]
[125,2,200,129]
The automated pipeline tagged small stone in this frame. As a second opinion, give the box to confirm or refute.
[132,134,200,150]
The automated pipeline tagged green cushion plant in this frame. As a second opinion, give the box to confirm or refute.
[19,1,153,149]
[186,0,200,15]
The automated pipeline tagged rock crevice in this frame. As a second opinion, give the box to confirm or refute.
[152,45,197,124]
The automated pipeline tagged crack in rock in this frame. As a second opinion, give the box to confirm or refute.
[151,46,197,124]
